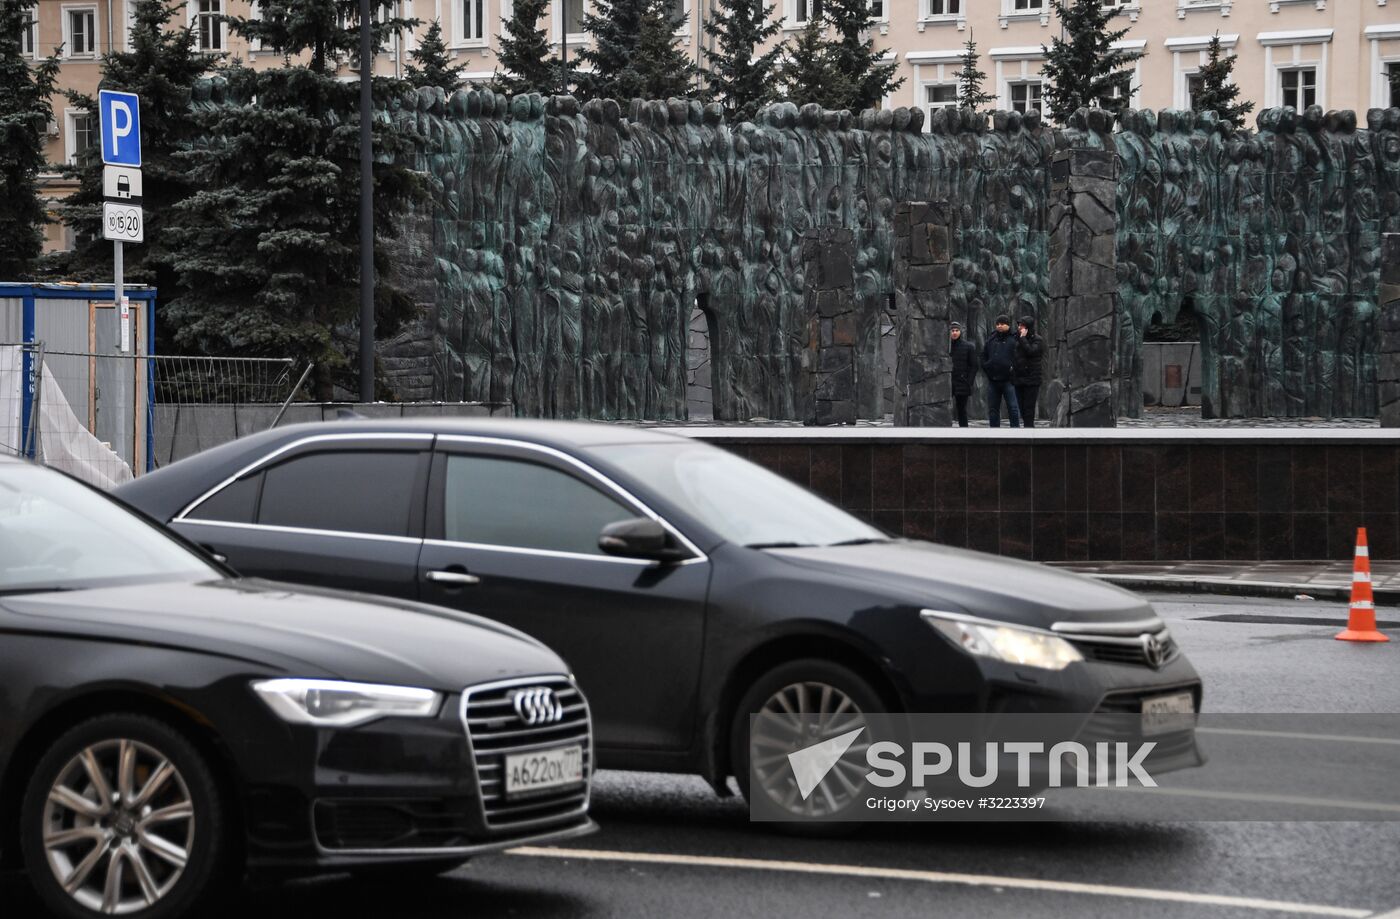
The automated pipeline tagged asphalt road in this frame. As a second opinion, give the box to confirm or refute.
[6,593,1399,919]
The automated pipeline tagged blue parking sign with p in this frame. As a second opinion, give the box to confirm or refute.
[99,90,141,167]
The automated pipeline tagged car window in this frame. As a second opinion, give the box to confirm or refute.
[443,455,634,556]
[0,464,215,593]
[258,451,418,537]
[186,472,261,523]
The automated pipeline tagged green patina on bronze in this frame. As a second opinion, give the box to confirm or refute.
[374,87,1400,421]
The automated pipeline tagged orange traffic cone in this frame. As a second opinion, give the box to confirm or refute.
[1337,528,1389,643]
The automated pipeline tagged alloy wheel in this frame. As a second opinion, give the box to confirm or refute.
[749,681,869,818]
[41,738,196,915]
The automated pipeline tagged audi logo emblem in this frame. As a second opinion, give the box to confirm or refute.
[511,687,565,725]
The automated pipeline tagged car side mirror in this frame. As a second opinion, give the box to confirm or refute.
[599,517,688,563]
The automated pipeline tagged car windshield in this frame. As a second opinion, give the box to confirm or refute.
[0,464,216,595]
[591,442,886,549]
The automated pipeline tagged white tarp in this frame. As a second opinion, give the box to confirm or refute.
[0,345,133,488]
[0,346,22,454]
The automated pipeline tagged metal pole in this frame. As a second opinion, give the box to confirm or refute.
[560,0,568,95]
[114,241,124,352]
[358,0,375,403]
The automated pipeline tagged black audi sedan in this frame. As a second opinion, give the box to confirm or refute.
[0,457,594,919]
[118,420,1202,813]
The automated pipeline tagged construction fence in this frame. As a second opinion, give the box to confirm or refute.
[1,343,309,487]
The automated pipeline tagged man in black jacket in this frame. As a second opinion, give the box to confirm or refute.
[980,315,1021,427]
[949,321,977,427]
[1014,315,1045,428]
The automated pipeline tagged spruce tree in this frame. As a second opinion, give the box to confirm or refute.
[0,0,61,279]
[407,19,466,92]
[493,0,562,96]
[823,0,901,111]
[632,0,697,99]
[1192,33,1252,128]
[1041,0,1143,122]
[779,19,852,111]
[162,0,424,398]
[955,34,994,115]
[702,0,783,123]
[52,0,211,317]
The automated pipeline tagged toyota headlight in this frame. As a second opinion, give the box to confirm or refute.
[252,678,442,727]
[922,611,1083,671]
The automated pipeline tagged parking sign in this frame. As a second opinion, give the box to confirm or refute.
[99,90,142,167]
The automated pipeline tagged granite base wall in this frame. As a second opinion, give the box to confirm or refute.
[704,436,1400,562]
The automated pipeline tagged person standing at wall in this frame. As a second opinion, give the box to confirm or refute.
[949,321,977,427]
[1014,315,1045,428]
[980,315,1021,428]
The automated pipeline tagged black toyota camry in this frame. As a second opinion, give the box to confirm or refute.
[0,457,594,919]
[117,419,1203,815]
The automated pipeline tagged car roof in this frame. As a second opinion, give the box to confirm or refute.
[265,417,690,449]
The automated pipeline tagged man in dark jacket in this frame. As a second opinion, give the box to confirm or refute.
[949,321,977,427]
[1014,315,1045,428]
[980,315,1021,427]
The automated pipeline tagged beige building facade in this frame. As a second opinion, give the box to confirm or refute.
[18,0,1400,250]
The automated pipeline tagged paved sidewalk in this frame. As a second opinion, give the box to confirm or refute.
[1053,560,1400,603]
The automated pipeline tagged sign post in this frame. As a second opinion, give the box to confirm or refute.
[99,90,142,353]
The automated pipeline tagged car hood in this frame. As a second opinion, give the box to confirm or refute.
[0,578,568,691]
[768,540,1157,630]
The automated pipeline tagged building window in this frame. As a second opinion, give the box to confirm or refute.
[459,0,485,41]
[1389,62,1400,108]
[1098,81,1129,109]
[66,7,97,56]
[1279,67,1316,110]
[561,0,583,35]
[795,0,822,25]
[925,83,958,114]
[1186,73,1205,109]
[20,13,36,56]
[869,0,884,19]
[1010,0,1043,10]
[195,0,223,51]
[667,0,685,25]
[66,111,95,165]
[926,0,960,14]
[1009,81,1042,113]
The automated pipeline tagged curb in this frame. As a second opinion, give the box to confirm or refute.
[1079,573,1400,606]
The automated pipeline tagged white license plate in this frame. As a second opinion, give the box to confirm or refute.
[504,745,584,797]
[1141,691,1196,736]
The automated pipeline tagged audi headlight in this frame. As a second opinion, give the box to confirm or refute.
[922,611,1082,671]
[252,678,442,728]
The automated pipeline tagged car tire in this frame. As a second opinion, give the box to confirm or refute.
[20,713,231,919]
[729,658,886,826]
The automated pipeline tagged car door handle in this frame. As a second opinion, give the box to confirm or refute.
[425,569,480,586]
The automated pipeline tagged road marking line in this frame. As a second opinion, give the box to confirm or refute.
[1363,908,1400,919]
[506,846,1370,917]
[1197,728,1400,748]
[1100,785,1400,814]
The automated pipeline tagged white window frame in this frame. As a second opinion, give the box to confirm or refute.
[923,81,959,116]
[1259,29,1331,110]
[189,0,226,53]
[453,0,489,47]
[787,0,822,29]
[1268,0,1324,11]
[667,0,690,36]
[989,46,1046,114]
[1367,25,1400,109]
[1276,65,1318,111]
[1000,0,1048,29]
[1101,0,1140,21]
[1176,0,1233,19]
[1166,33,1239,109]
[553,0,587,47]
[123,0,135,51]
[906,49,964,117]
[64,108,95,165]
[62,4,99,58]
[1008,80,1044,114]
[19,10,37,58]
[869,0,888,27]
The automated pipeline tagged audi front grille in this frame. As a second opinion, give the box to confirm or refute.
[459,675,593,832]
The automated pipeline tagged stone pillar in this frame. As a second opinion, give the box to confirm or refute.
[1044,149,1118,427]
[1381,234,1400,428]
[801,227,858,426]
[892,201,953,427]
